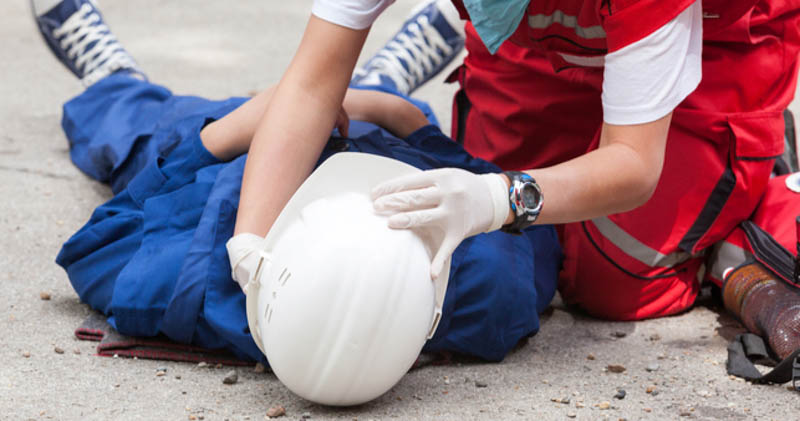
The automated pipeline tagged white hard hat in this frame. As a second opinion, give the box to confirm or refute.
[245,152,450,406]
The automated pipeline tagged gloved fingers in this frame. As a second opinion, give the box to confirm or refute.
[371,171,436,199]
[430,236,460,280]
[231,248,254,268]
[386,208,445,229]
[233,264,252,292]
[373,186,441,213]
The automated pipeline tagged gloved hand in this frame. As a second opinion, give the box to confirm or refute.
[226,233,267,294]
[371,168,510,279]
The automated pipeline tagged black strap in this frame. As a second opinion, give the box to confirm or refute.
[726,333,800,390]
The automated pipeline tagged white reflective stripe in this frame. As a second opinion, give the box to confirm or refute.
[696,263,706,283]
[591,217,692,268]
[708,242,752,281]
[559,53,605,67]
[528,10,606,39]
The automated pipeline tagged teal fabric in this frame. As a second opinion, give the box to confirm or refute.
[462,0,531,54]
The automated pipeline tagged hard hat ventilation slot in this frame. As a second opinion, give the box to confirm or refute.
[279,267,292,286]
[263,303,270,323]
[268,307,273,324]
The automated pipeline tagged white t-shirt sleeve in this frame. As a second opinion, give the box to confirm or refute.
[601,0,703,125]
[312,0,396,30]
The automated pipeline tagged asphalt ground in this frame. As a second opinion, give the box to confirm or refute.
[2,1,800,420]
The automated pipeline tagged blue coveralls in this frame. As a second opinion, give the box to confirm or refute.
[55,73,562,364]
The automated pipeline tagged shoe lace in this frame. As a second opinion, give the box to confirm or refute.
[362,14,454,93]
[52,3,135,83]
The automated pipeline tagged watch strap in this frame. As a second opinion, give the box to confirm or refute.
[500,171,542,234]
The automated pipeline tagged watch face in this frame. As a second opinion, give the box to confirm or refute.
[520,184,541,210]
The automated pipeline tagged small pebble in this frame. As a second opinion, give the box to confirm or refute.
[254,363,267,374]
[266,405,286,418]
[696,389,711,398]
[156,371,166,377]
[612,331,627,338]
[73,349,81,355]
[197,362,208,368]
[607,364,626,373]
[587,353,596,360]
[39,292,51,301]
[550,397,570,404]
[649,333,661,341]
[22,351,31,358]
[575,402,585,409]
[54,346,65,354]
[567,413,577,419]
[613,389,626,400]
[596,401,611,410]
[475,381,488,388]
[301,413,311,419]
[157,367,168,373]
[644,408,652,413]
[189,415,197,420]
[223,370,238,385]
[646,363,660,372]
[646,386,656,394]
[679,409,691,417]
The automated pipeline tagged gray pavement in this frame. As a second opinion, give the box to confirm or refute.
[2,1,800,420]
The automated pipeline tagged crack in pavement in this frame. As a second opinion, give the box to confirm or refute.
[0,165,75,180]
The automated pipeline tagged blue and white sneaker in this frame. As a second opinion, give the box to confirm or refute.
[351,0,466,95]
[31,0,144,87]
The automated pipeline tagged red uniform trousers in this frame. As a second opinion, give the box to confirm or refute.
[451,1,800,320]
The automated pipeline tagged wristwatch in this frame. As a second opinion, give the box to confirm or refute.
[501,171,544,234]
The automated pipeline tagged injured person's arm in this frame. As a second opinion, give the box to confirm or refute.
[200,87,429,162]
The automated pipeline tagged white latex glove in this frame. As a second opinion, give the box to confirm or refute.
[371,168,510,279]
[226,233,267,294]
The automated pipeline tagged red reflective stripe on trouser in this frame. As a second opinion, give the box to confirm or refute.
[559,221,704,320]
[706,175,800,286]
[453,1,800,320]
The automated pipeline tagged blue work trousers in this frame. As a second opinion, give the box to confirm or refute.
[56,74,561,363]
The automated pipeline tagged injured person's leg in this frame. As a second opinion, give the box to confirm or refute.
[36,0,561,367]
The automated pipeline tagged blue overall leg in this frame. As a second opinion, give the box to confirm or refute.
[58,74,561,363]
